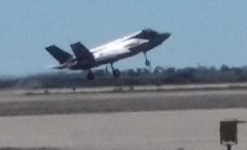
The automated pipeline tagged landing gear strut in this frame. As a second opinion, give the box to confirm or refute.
[111,63,121,78]
[144,52,151,66]
[87,70,95,80]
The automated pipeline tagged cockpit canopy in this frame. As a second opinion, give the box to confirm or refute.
[134,28,159,39]
[142,28,159,35]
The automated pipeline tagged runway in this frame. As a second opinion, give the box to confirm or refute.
[0,88,247,116]
[0,87,247,149]
[0,109,246,150]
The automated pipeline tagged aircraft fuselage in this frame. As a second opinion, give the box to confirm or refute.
[45,28,170,80]
[70,29,170,70]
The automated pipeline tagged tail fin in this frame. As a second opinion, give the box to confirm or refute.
[45,45,73,64]
[70,42,93,61]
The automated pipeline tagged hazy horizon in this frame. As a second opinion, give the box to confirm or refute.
[1,1,247,76]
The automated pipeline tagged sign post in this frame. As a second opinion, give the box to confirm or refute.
[220,120,245,150]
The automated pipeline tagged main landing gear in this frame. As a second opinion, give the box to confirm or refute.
[111,63,121,78]
[86,64,121,80]
[143,52,151,66]
[87,70,95,80]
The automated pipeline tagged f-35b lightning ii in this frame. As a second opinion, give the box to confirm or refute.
[45,28,171,80]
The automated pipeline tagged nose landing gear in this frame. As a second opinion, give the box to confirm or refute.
[144,52,151,66]
[145,60,150,66]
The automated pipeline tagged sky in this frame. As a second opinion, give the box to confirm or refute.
[1,0,247,76]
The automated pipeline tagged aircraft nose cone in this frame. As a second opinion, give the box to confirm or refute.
[161,32,171,41]
[156,32,170,44]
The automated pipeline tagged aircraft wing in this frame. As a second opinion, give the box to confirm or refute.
[70,42,94,61]
[114,48,131,54]
[94,47,131,61]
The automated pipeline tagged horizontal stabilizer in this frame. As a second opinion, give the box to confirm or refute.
[45,45,73,64]
[70,42,94,61]
[48,64,66,69]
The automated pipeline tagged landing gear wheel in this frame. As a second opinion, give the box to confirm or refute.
[87,71,95,80]
[113,69,121,78]
[143,52,151,67]
[145,60,151,66]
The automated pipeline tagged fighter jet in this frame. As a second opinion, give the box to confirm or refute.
[45,28,171,80]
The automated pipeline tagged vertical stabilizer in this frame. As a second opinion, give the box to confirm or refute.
[45,45,73,64]
[70,42,93,60]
